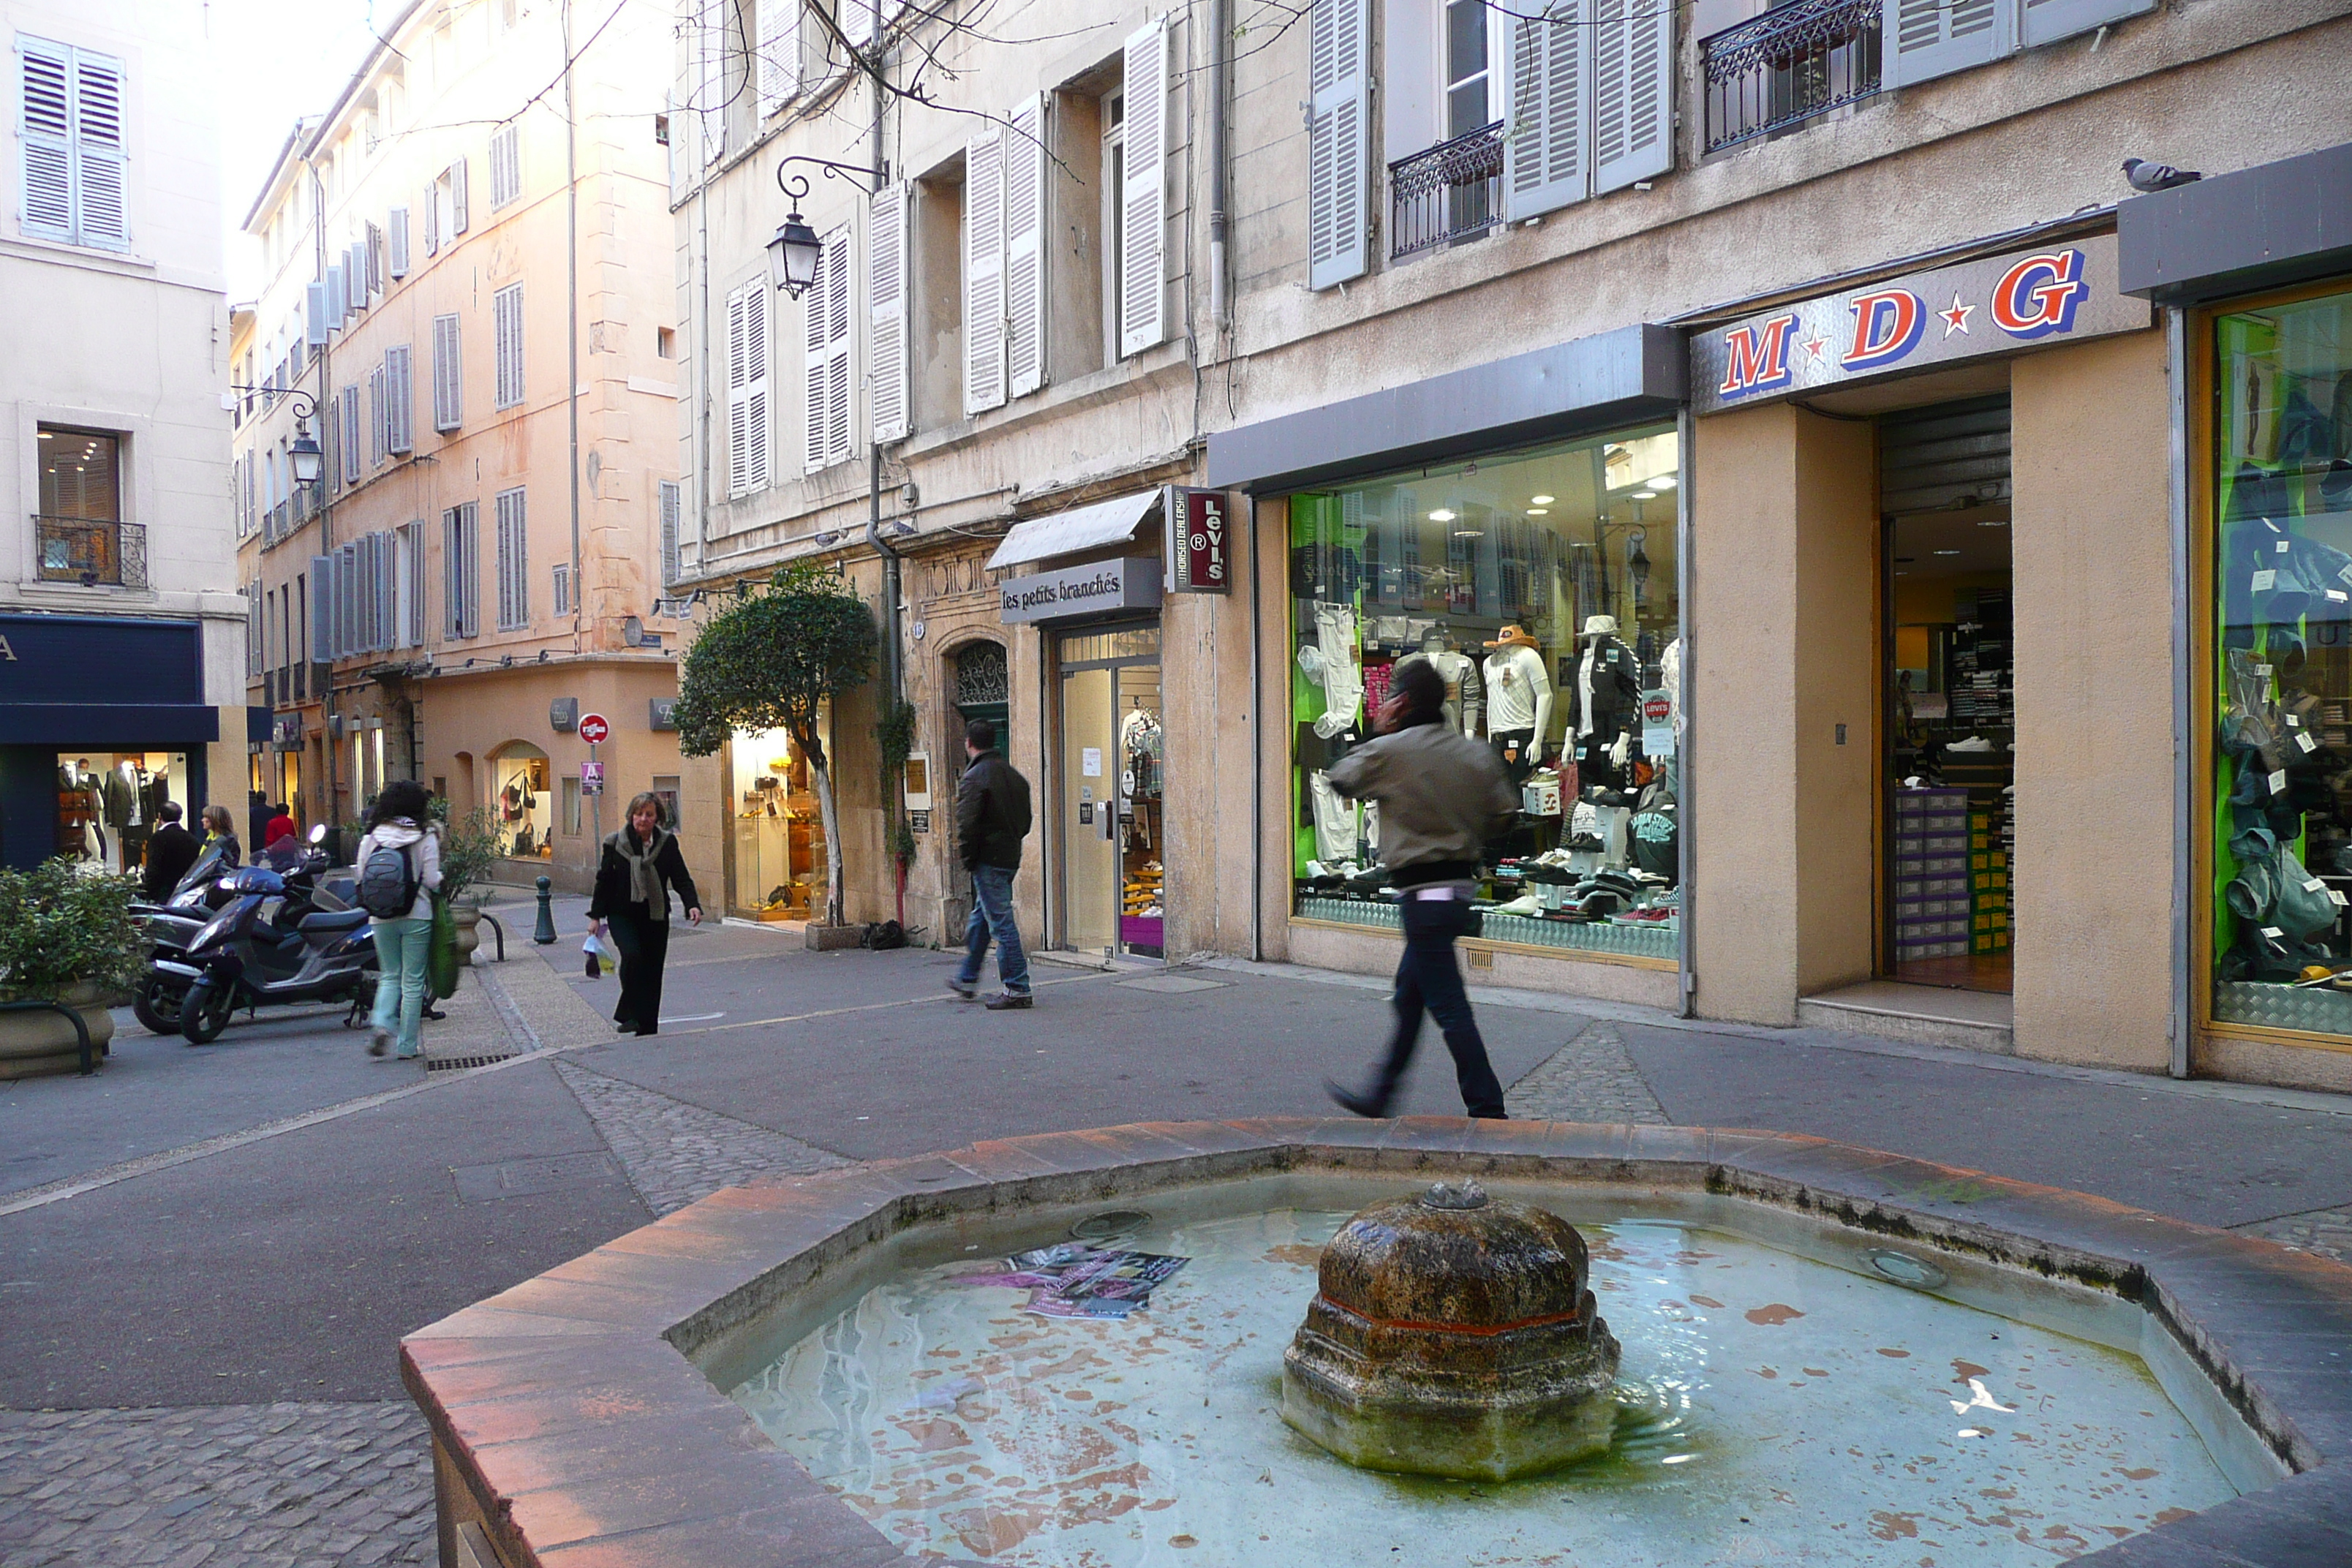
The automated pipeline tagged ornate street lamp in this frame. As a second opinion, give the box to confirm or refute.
[767,157,882,298]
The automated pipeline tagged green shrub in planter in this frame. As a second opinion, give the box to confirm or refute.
[0,859,148,1003]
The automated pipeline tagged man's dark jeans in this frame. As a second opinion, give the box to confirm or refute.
[955,864,1030,996]
[1367,894,1507,1118]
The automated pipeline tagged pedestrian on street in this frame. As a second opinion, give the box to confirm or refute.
[262,803,301,871]
[1324,657,1520,1120]
[197,804,241,870]
[355,780,442,1060]
[949,717,1033,1010]
[589,791,702,1037]
[140,802,199,900]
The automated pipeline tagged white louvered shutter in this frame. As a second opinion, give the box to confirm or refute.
[869,181,911,442]
[327,262,348,329]
[962,127,1006,415]
[306,280,329,347]
[2020,0,2155,46]
[843,0,877,49]
[496,489,528,629]
[350,241,370,308]
[449,157,470,232]
[386,344,414,453]
[822,228,852,466]
[700,0,728,165]
[494,284,524,407]
[728,281,770,493]
[18,39,72,241]
[1882,0,2002,87]
[1003,95,1047,399]
[72,50,127,248]
[388,206,410,276]
[433,313,461,430]
[340,385,361,480]
[367,223,386,294]
[1303,0,1368,291]
[660,480,682,586]
[758,0,799,117]
[490,126,519,206]
[369,361,387,464]
[423,182,440,254]
[1504,2,1586,220]
[1119,18,1169,354]
[1591,0,1673,195]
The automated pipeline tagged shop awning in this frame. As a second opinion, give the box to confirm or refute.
[2119,139,2352,305]
[985,488,1161,571]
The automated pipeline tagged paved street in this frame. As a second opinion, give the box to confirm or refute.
[7,892,2352,1565]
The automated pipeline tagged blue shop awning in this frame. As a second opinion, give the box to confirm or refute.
[2,704,220,746]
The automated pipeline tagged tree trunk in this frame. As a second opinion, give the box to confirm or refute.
[812,758,845,927]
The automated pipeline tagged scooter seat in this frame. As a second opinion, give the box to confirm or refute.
[298,908,372,934]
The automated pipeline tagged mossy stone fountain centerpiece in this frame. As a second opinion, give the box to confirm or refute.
[1282,1180,1621,1480]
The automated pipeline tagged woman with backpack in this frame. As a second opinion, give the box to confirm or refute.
[355,780,442,1060]
[587,791,701,1036]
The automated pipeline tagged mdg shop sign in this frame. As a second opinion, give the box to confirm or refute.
[1692,233,2151,415]
[998,556,1164,626]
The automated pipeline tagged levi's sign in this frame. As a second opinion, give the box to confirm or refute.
[1691,233,2149,415]
[999,556,1164,625]
[1165,487,1230,594]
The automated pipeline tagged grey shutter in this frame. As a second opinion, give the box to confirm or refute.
[72,50,127,248]
[340,384,361,479]
[1504,1,1588,220]
[1304,0,1369,290]
[1003,97,1047,399]
[18,37,72,241]
[1118,18,1168,353]
[449,156,470,233]
[2020,0,2155,47]
[347,241,369,308]
[388,205,410,276]
[327,262,347,328]
[385,344,414,453]
[1591,0,1673,195]
[869,180,911,440]
[366,222,385,293]
[962,126,1006,414]
[306,280,329,346]
[494,284,524,407]
[423,182,439,254]
[311,557,333,658]
[442,508,464,637]
[1882,0,2003,87]
[758,0,799,117]
[660,480,682,586]
[496,489,528,629]
[368,362,386,464]
[433,313,461,430]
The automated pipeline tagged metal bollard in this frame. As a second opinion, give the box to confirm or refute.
[534,875,558,944]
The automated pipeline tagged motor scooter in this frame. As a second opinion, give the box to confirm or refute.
[128,842,241,1034]
[162,840,379,1044]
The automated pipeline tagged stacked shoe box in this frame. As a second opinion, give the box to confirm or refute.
[1893,788,1973,961]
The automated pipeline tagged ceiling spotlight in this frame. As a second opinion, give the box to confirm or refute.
[1428,509,1457,523]
[1632,489,1657,500]
[1932,549,1961,556]
[1525,508,1549,516]
[1452,529,1484,539]
[1651,475,1678,490]
[1529,494,1555,505]
[1978,519,2010,527]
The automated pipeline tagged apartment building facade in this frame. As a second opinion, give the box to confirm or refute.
[234,0,701,894]
[671,0,2352,1088]
[1,0,248,872]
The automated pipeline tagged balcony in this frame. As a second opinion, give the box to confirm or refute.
[1703,0,1881,157]
[33,515,146,589]
[1388,120,1504,260]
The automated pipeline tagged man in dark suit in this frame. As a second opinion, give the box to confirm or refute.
[141,802,200,900]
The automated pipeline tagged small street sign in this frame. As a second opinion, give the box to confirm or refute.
[577,712,611,745]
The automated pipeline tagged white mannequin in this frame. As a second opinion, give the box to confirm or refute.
[1413,627,1483,736]
[1482,629,1553,757]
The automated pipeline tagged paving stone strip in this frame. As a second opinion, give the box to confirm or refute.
[1504,1019,1672,1126]
[0,1401,433,1568]
[2234,1205,2352,1264]
[552,1059,855,1216]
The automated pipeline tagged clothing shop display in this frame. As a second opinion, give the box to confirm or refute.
[1308,769,1360,864]
[1300,603,1365,739]
[1564,616,1643,745]
[1481,629,1551,736]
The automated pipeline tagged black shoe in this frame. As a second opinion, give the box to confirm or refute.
[615,1020,641,1035]
[946,977,977,1000]
[1325,1079,1389,1119]
[984,992,1033,1010]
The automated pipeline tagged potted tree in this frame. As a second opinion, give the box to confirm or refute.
[674,562,877,945]
[0,860,147,1078]
[428,801,506,965]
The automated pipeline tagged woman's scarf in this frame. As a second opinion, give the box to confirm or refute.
[615,826,668,912]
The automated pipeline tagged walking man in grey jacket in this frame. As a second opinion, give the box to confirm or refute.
[1324,657,1520,1118]
[949,718,1034,1009]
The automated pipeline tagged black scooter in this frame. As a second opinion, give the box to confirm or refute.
[161,840,379,1044]
[129,843,241,1035]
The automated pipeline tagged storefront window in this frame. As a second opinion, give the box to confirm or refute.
[1285,426,1682,957]
[55,752,190,875]
[2211,287,2352,1033]
[489,743,554,859]
[731,715,830,919]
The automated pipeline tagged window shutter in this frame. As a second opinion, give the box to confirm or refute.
[312,556,333,657]
[823,227,851,467]
[494,283,524,407]
[1119,18,1169,354]
[386,343,414,453]
[727,283,750,494]
[660,480,682,587]
[347,241,369,308]
[1882,0,2003,87]
[327,261,348,328]
[962,126,1006,415]
[869,180,911,441]
[758,0,799,118]
[490,126,519,206]
[1303,0,1368,291]
[728,280,771,492]
[366,222,386,293]
[843,0,877,49]
[340,384,361,480]
[442,508,464,638]
[1002,96,1047,399]
[306,280,329,347]
[505,490,530,629]
[1591,0,1673,195]
[18,37,72,241]
[423,182,440,254]
[388,205,410,276]
[72,50,127,248]
[699,0,728,166]
[2019,0,2155,47]
[433,313,462,430]
[449,156,470,233]
[369,361,387,465]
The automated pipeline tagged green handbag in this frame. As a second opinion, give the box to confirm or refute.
[426,893,461,1000]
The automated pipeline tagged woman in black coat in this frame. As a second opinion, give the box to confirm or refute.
[587,792,702,1036]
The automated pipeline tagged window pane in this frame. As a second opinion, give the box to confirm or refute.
[38,428,120,519]
[1446,1,1488,82]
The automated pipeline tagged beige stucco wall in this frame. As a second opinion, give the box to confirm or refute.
[2009,328,2174,1071]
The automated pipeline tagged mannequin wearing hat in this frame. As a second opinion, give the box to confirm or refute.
[1482,625,1552,783]
[1565,614,1643,788]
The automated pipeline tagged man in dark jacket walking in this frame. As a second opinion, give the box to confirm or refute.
[140,802,200,901]
[1324,657,1520,1119]
[950,718,1034,1009]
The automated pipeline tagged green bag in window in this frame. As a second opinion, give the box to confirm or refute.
[426,893,461,1001]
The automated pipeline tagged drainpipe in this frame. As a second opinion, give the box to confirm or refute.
[2167,306,2192,1079]
[311,152,339,830]
[1248,491,1262,960]
[858,39,902,712]
[1674,405,1695,1019]
[565,0,583,655]
[1207,0,1231,338]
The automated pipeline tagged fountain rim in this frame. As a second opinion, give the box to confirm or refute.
[399,1117,2352,1568]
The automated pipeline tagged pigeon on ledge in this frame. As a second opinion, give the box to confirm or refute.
[2123,157,2202,192]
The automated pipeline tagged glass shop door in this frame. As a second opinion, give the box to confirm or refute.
[1054,624,1165,957]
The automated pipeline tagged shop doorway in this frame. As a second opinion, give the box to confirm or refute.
[1882,393,2014,993]
[1055,622,1164,957]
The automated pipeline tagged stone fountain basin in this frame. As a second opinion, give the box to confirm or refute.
[400,1120,2352,1568]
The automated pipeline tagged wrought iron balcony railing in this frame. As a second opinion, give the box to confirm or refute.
[1703,0,1881,156]
[33,515,146,589]
[1389,120,1504,260]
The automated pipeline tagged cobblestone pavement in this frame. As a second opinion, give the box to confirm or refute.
[0,1402,431,1568]
[2234,1206,2352,1264]
[553,1058,853,1216]
[1504,1019,1670,1126]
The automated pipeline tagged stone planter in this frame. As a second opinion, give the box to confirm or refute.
[0,981,117,1079]
[804,921,864,951]
[450,902,483,966]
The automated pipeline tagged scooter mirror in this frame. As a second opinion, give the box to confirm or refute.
[307,824,328,845]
